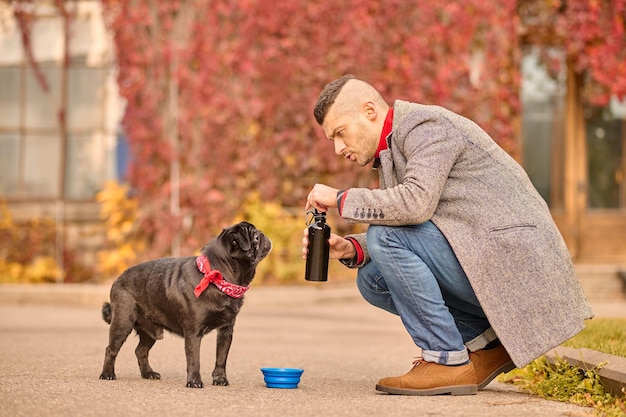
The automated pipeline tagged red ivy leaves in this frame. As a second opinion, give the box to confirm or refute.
[557,0,626,103]
[97,0,626,258]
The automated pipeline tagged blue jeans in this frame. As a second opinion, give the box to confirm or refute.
[356,221,495,365]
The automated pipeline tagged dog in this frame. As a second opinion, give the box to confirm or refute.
[99,221,272,388]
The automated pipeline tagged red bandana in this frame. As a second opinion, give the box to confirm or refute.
[194,255,250,299]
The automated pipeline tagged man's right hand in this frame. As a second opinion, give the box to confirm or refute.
[302,228,357,260]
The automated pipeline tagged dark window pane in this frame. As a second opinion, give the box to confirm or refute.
[23,134,60,198]
[0,68,20,128]
[521,47,566,210]
[584,104,624,209]
[24,66,61,129]
[0,134,20,196]
[68,66,105,129]
[65,133,105,199]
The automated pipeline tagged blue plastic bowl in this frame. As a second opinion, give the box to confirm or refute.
[260,367,304,389]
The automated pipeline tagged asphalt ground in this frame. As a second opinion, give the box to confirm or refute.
[0,283,624,417]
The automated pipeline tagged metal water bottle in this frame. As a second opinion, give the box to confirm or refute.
[305,209,330,282]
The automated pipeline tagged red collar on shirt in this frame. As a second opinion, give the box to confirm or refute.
[374,107,394,159]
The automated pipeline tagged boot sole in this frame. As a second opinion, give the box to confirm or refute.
[477,360,516,390]
[375,383,478,396]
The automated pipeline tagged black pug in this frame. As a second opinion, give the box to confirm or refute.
[99,221,272,388]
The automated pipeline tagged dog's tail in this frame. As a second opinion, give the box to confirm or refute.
[101,302,112,324]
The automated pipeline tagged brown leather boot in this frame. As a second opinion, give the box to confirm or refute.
[375,359,478,396]
[470,344,515,390]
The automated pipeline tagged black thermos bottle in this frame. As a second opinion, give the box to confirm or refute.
[305,209,330,282]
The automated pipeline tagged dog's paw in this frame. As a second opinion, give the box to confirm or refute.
[186,379,204,388]
[99,373,116,380]
[141,371,161,380]
[212,377,229,386]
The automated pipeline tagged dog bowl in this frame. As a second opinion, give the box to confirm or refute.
[260,367,304,389]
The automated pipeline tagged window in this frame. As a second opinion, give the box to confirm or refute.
[584,98,626,209]
[0,2,123,202]
[0,61,120,200]
[520,46,567,210]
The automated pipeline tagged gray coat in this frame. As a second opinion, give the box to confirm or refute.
[342,100,593,367]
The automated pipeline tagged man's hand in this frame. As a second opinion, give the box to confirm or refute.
[305,184,340,212]
[302,228,356,260]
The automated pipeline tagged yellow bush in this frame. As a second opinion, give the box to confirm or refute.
[95,181,145,279]
[234,192,304,284]
[0,200,65,283]
[24,256,63,283]
[233,192,355,284]
[0,200,12,229]
[0,259,24,283]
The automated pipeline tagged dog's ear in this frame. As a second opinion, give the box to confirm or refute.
[232,230,252,252]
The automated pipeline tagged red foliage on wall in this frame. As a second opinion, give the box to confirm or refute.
[557,0,626,103]
[94,0,626,257]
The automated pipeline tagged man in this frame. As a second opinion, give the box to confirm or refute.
[303,74,593,396]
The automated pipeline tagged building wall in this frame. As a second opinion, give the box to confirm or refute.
[0,2,124,281]
[0,1,124,216]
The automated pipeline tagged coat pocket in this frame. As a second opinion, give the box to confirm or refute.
[488,223,537,236]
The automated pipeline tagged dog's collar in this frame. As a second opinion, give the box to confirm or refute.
[194,255,250,299]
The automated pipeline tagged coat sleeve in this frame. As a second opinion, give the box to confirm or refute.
[340,114,465,226]
[339,232,369,268]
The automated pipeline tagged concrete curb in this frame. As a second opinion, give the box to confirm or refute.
[0,283,111,307]
[546,347,626,397]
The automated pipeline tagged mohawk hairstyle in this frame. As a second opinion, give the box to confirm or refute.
[313,74,356,125]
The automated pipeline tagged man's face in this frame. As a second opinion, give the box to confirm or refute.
[322,106,379,167]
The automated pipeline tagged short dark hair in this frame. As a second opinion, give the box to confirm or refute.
[313,74,356,125]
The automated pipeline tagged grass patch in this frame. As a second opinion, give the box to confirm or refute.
[562,318,626,358]
[499,318,626,417]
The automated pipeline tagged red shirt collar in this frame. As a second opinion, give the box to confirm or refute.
[375,107,394,159]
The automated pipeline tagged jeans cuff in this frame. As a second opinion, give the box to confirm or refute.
[465,327,497,352]
[422,347,469,365]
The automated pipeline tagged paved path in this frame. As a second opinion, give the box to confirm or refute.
[1,283,622,417]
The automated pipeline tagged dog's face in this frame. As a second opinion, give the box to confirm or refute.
[214,221,272,267]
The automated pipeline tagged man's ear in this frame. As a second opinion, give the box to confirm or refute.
[363,101,378,121]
